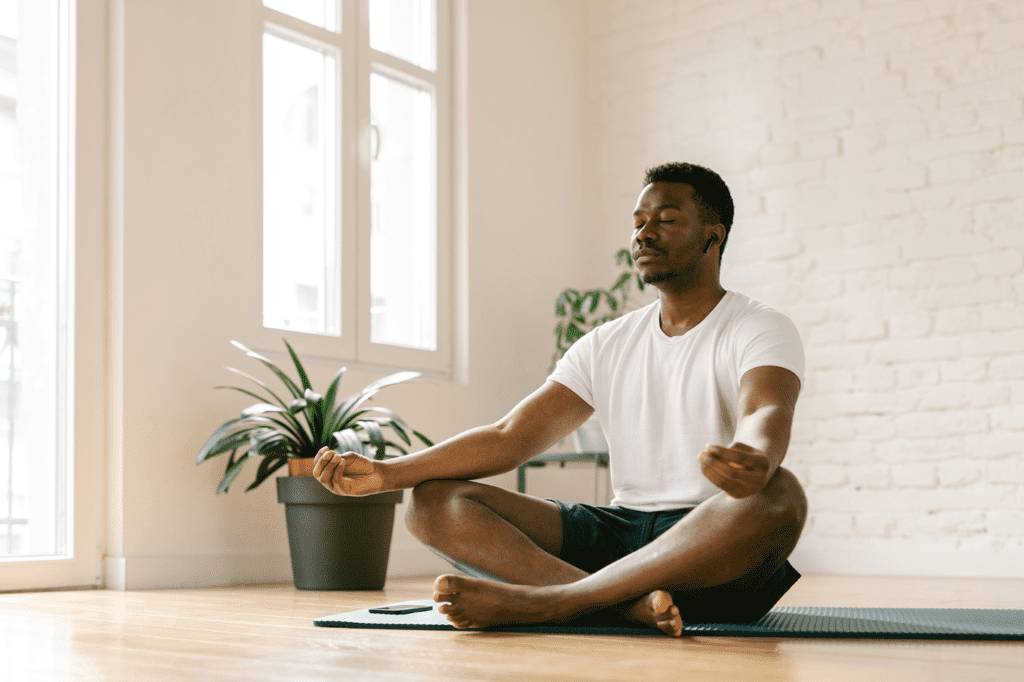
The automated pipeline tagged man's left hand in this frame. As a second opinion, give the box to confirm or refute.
[699,443,772,499]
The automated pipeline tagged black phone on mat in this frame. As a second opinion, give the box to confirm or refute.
[368,604,433,615]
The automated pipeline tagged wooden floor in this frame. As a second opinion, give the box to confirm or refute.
[2,575,1023,682]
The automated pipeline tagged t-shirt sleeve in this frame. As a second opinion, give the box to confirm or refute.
[547,331,596,408]
[737,309,805,389]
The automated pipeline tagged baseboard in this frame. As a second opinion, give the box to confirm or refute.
[790,536,1024,578]
[102,537,1022,590]
[102,545,449,590]
[104,552,293,590]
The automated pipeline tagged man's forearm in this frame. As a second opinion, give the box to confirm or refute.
[379,423,545,491]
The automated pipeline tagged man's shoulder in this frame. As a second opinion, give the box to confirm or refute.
[722,291,796,328]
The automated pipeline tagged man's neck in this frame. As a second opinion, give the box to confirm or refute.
[656,285,727,337]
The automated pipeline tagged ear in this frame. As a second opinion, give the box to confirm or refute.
[708,224,725,245]
[704,224,725,252]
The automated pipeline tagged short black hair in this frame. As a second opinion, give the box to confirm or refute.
[643,162,734,258]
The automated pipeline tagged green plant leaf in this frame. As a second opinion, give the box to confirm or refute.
[365,408,413,446]
[346,408,411,448]
[412,429,434,447]
[616,248,633,266]
[253,436,290,457]
[216,384,276,406]
[330,371,421,433]
[321,365,347,419]
[220,366,289,409]
[196,417,269,464]
[356,420,387,459]
[230,339,303,399]
[382,439,409,456]
[202,340,430,492]
[199,431,259,463]
[555,291,570,317]
[363,370,421,394]
[584,290,601,313]
[283,338,312,392]
[216,452,248,494]
[566,322,584,343]
[213,385,307,444]
[245,455,288,492]
[304,389,326,449]
[243,411,308,451]
[332,428,365,456]
[610,272,631,291]
[241,402,286,416]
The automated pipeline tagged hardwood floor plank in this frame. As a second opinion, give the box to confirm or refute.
[2,575,1022,682]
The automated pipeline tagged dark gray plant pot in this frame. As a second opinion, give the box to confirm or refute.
[276,476,404,590]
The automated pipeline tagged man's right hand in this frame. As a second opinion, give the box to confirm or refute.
[312,446,387,496]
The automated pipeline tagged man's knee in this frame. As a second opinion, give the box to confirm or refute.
[405,479,476,542]
[406,480,454,526]
[762,467,807,533]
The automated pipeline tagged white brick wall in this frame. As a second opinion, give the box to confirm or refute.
[584,0,1023,577]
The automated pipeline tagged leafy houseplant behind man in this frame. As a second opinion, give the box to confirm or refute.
[196,339,432,589]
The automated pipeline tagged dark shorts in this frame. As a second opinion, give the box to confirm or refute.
[554,500,801,625]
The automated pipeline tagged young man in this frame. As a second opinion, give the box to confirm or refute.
[313,162,807,636]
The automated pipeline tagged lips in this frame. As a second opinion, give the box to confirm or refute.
[634,248,662,262]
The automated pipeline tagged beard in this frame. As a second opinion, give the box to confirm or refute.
[641,270,676,285]
[640,260,701,287]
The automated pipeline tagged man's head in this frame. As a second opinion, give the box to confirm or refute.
[642,162,733,260]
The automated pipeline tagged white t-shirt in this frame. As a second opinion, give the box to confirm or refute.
[548,291,804,512]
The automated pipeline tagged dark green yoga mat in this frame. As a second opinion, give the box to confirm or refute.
[314,600,1024,639]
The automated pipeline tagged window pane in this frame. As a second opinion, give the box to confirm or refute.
[369,0,435,71]
[263,0,339,32]
[369,73,435,350]
[0,0,68,559]
[263,33,340,336]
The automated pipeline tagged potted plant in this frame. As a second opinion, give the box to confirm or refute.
[196,339,433,590]
[552,249,647,452]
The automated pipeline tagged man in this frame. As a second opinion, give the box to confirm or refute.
[313,162,807,637]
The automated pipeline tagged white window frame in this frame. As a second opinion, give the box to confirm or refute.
[254,0,452,375]
[0,0,105,591]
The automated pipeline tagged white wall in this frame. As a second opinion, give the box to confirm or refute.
[103,0,589,588]
[583,0,1024,578]
[101,0,1021,588]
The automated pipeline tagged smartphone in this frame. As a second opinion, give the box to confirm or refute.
[368,603,433,615]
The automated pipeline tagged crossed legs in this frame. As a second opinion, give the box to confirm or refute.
[404,468,807,636]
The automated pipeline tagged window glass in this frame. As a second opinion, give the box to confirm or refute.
[369,0,435,70]
[0,0,68,559]
[262,32,340,336]
[369,72,436,350]
[263,0,339,32]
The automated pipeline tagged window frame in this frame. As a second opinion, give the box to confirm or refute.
[255,0,452,375]
[0,0,105,591]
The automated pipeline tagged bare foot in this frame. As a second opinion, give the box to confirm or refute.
[433,574,566,629]
[433,575,686,636]
[620,590,685,637]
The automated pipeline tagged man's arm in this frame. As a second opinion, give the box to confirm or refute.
[699,365,800,499]
[312,380,594,496]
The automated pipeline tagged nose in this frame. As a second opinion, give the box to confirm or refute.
[634,219,658,246]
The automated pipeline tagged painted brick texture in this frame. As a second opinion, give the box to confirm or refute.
[584,0,1023,576]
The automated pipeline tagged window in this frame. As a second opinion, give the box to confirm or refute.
[259,0,451,372]
[0,0,71,561]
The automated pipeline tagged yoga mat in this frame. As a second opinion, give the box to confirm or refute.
[315,599,1024,640]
